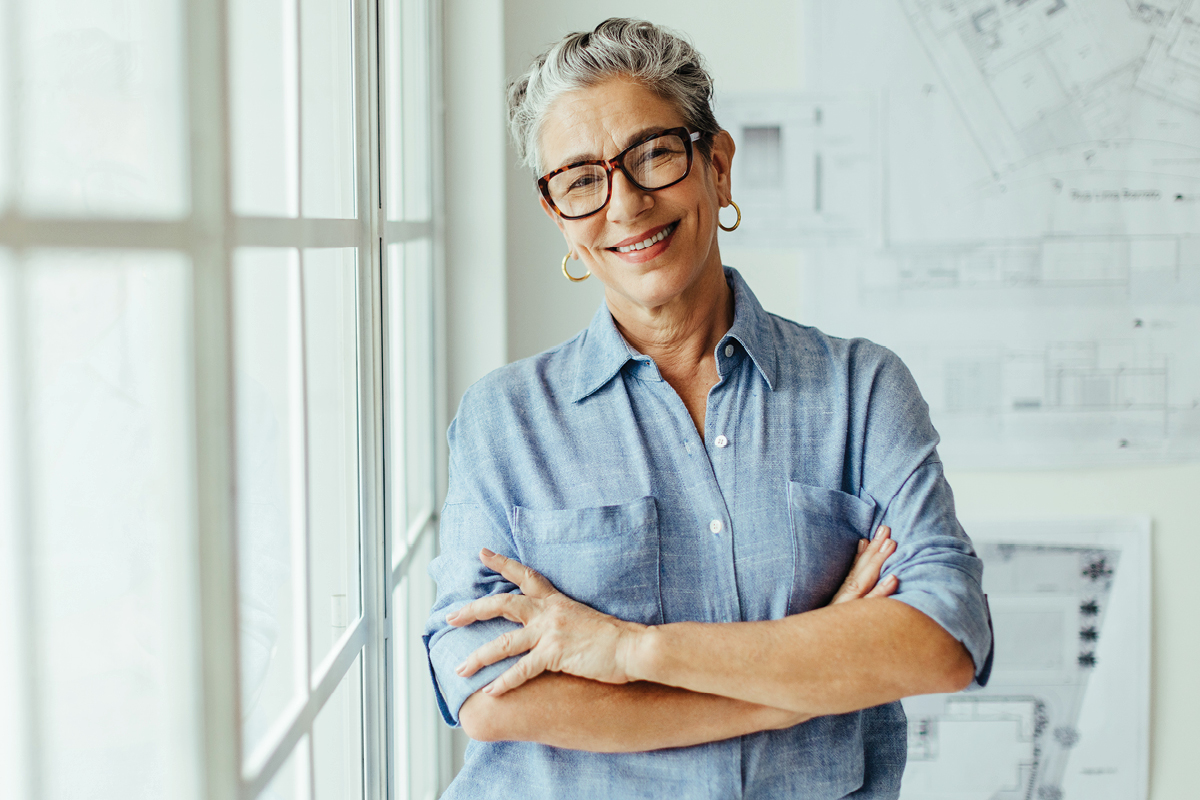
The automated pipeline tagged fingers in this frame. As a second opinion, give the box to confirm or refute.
[854,526,898,598]
[830,525,899,605]
[866,573,899,598]
[446,593,535,627]
[482,652,545,696]
[479,549,558,599]
[859,526,897,574]
[455,628,538,678]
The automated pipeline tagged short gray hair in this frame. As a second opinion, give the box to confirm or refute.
[507,18,721,174]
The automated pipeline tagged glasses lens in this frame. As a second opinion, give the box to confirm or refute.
[625,133,689,190]
[547,164,608,218]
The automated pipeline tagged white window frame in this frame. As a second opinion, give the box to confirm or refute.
[0,0,448,797]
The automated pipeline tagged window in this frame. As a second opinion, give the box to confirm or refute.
[0,0,446,798]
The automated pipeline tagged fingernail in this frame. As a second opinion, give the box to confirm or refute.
[482,683,495,694]
[887,574,897,583]
[446,611,459,622]
[454,662,466,675]
[481,548,495,558]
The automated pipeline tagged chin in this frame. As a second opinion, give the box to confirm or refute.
[605,259,701,309]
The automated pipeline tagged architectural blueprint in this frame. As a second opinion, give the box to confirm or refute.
[899,517,1150,800]
[719,0,1200,467]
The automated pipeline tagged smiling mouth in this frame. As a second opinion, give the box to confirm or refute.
[610,221,678,253]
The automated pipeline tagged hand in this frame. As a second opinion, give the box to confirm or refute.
[446,549,646,696]
[829,525,899,606]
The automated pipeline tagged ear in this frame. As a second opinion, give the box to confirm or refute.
[707,130,736,206]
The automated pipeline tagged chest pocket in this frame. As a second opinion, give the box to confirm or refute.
[511,496,663,625]
[787,481,877,615]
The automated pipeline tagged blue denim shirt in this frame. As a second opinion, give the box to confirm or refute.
[424,267,993,800]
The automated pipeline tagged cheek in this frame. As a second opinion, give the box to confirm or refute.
[564,220,603,251]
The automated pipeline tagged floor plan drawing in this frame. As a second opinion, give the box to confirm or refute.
[722,0,1200,467]
[899,518,1150,800]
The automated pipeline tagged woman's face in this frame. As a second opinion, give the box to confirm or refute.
[538,77,735,314]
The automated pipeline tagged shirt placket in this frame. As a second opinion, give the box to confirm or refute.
[703,342,743,624]
[633,354,742,625]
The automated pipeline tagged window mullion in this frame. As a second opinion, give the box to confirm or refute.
[285,0,301,217]
[427,0,452,787]
[241,617,369,797]
[9,263,42,800]
[290,250,315,700]
[358,0,391,798]
[184,0,241,798]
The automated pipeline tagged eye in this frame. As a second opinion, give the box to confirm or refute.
[566,173,603,193]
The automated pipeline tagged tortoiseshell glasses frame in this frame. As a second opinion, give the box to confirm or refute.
[537,128,704,220]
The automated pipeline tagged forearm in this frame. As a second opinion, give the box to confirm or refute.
[626,598,974,715]
[459,672,808,752]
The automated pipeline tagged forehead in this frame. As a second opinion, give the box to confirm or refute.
[538,77,686,171]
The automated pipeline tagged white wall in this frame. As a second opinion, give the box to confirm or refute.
[444,0,508,418]
[440,3,1199,796]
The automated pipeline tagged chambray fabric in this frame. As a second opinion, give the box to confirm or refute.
[424,267,993,800]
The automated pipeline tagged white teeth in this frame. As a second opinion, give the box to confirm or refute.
[615,222,675,253]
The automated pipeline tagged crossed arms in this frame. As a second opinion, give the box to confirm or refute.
[447,528,975,752]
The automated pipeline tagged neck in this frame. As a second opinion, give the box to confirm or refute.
[606,264,734,376]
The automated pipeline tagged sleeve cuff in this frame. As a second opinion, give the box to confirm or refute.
[892,586,994,690]
[424,618,523,726]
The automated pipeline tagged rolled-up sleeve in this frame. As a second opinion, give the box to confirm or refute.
[858,346,994,688]
[423,501,525,726]
[878,458,994,688]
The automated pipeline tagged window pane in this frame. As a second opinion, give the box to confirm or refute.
[391,577,408,800]
[405,531,438,800]
[234,248,303,759]
[391,534,437,800]
[19,0,188,217]
[385,0,431,221]
[303,248,361,673]
[300,0,356,218]
[404,240,434,531]
[23,250,199,799]
[0,251,27,800]
[230,0,299,217]
[384,244,408,557]
[264,734,311,800]
[383,0,402,218]
[386,239,435,558]
[0,0,11,212]
[313,652,363,800]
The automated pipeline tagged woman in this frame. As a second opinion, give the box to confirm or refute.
[424,18,992,799]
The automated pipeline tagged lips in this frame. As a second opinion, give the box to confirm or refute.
[609,221,679,252]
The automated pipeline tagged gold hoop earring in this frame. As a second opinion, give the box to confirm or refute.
[562,252,590,282]
[718,200,741,232]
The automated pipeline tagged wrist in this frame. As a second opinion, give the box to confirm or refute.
[616,621,658,683]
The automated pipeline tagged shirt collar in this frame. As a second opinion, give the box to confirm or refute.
[720,267,778,390]
[571,266,778,402]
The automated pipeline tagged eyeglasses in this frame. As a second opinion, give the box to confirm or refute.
[538,127,704,220]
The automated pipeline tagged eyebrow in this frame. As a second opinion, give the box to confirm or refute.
[552,125,674,171]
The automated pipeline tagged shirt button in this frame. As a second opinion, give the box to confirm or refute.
[714,434,729,448]
[709,519,724,534]
[724,344,735,357]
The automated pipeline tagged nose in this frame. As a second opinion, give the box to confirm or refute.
[606,167,651,222]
